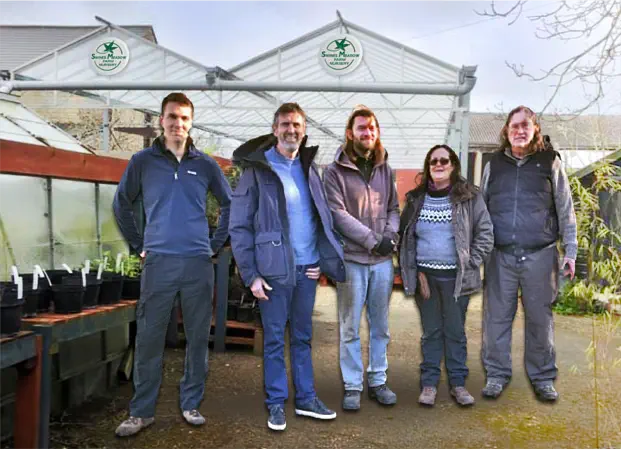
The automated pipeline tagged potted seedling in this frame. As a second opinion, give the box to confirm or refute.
[121,253,142,300]
[91,252,125,305]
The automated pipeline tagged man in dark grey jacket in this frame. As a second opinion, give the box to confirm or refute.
[229,103,346,431]
[324,106,400,411]
[481,106,577,402]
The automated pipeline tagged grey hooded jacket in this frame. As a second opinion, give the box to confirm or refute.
[399,182,494,298]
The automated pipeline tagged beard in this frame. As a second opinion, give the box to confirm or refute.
[279,140,299,153]
[352,139,375,159]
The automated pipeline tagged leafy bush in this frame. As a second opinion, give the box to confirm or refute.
[554,162,621,315]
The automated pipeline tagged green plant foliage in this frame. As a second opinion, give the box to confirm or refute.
[207,165,242,227]
[121,253,142,278]
[554,162,621,315]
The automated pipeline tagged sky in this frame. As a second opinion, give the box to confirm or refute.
[1,0,620,115]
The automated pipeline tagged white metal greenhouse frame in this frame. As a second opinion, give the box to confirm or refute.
[1,14,477,171]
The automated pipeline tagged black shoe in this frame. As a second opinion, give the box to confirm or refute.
[342,390,361,411]
[368,384,397,405]
[482,380,505,399]
[534,384,559,402]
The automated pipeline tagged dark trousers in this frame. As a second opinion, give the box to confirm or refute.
[415,273,470,387]
[482,246,559,386]
[129,253,214,418]
[259,264,318,407]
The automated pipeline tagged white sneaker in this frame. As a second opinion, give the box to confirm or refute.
[183,409,206,426]
[115,416,155,437]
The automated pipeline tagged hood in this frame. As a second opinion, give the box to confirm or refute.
[232,133,319,171]
[334,144,388,170]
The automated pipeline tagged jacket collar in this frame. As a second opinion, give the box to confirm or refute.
[406,180,477,205]
[232,133,319,172]
[334,145,388,171]
[153,135,201,159]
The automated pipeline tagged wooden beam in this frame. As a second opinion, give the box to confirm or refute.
[0,140,126,183]
[0,140,233,183]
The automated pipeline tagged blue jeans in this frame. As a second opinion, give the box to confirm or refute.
[415,272,469,387]
[259,263,318,406]
[337,259,394,391]
[130,253,214,418]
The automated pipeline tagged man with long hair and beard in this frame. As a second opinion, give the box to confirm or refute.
[480,105,577,402]
[324,106,400,411]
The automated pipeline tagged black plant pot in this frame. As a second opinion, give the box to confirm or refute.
[0,284,24,336]
[61,274,102,309]
[23,269,75,313]
[52,285,84,314]
[0,282,39,318]
[121,276,141,300]
[227,298,239,321]
[98,272,124,305]
[237,303,255,323]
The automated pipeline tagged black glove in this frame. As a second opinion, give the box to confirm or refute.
[374,236,394,256]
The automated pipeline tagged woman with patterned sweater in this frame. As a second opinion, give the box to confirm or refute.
[399,145,494,407]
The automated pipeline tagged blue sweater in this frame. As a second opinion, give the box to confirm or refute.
[113,137,232,257]
[265,147,320,265]
[415,193,457,270]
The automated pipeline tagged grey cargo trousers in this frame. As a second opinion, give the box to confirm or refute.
[130,252,214,418]
[482,245,559,387]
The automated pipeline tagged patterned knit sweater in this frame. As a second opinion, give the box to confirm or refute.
[415,193,457,270]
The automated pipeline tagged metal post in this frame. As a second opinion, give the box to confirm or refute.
[46,178,54,269]
[37,326,52,448]
[214,248,232,352]
[95,183,102,259]
[101,109,111,152]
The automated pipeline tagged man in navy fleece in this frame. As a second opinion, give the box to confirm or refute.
[113,93,232,437]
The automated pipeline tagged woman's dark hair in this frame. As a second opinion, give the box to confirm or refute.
[413,144,477,199]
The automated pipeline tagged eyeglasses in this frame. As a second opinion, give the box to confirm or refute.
[429,157,450,167]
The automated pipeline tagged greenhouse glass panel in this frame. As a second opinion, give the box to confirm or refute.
[52,179,98,269]
[0,174,51,280]
[98,183,129,257]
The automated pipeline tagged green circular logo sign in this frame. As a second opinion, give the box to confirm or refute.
[318,35,363,76]
[90,38,130,76]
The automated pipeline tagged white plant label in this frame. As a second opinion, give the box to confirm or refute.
[85,260,91,273]
[116,253,123,273]
[11,266,19,282]
[62,264,73,273]
[32,272,38,290]
[81,268,87,287]
[17,276,23,300]
[41,268,52,286]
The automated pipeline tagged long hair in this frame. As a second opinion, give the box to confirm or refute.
[499,105,544,153]
[413,144,476,200]
[343,106,385,162]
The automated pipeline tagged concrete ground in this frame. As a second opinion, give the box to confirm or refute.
[50,286,621,448]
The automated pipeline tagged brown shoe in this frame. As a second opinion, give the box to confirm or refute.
[450,386,475,406]
[418,386,437,406]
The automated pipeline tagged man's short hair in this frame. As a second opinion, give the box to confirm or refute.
[161,92,194,117]
[272,102,307,129]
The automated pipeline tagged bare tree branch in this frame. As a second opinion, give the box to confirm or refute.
[477,0,621,114]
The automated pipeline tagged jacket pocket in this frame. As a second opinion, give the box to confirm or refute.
[461,266,482,294]
[255,231,287,278]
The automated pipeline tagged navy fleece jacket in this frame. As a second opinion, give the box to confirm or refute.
[113,136,232,257]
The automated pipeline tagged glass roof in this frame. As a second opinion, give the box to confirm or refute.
[13,17,474,168]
